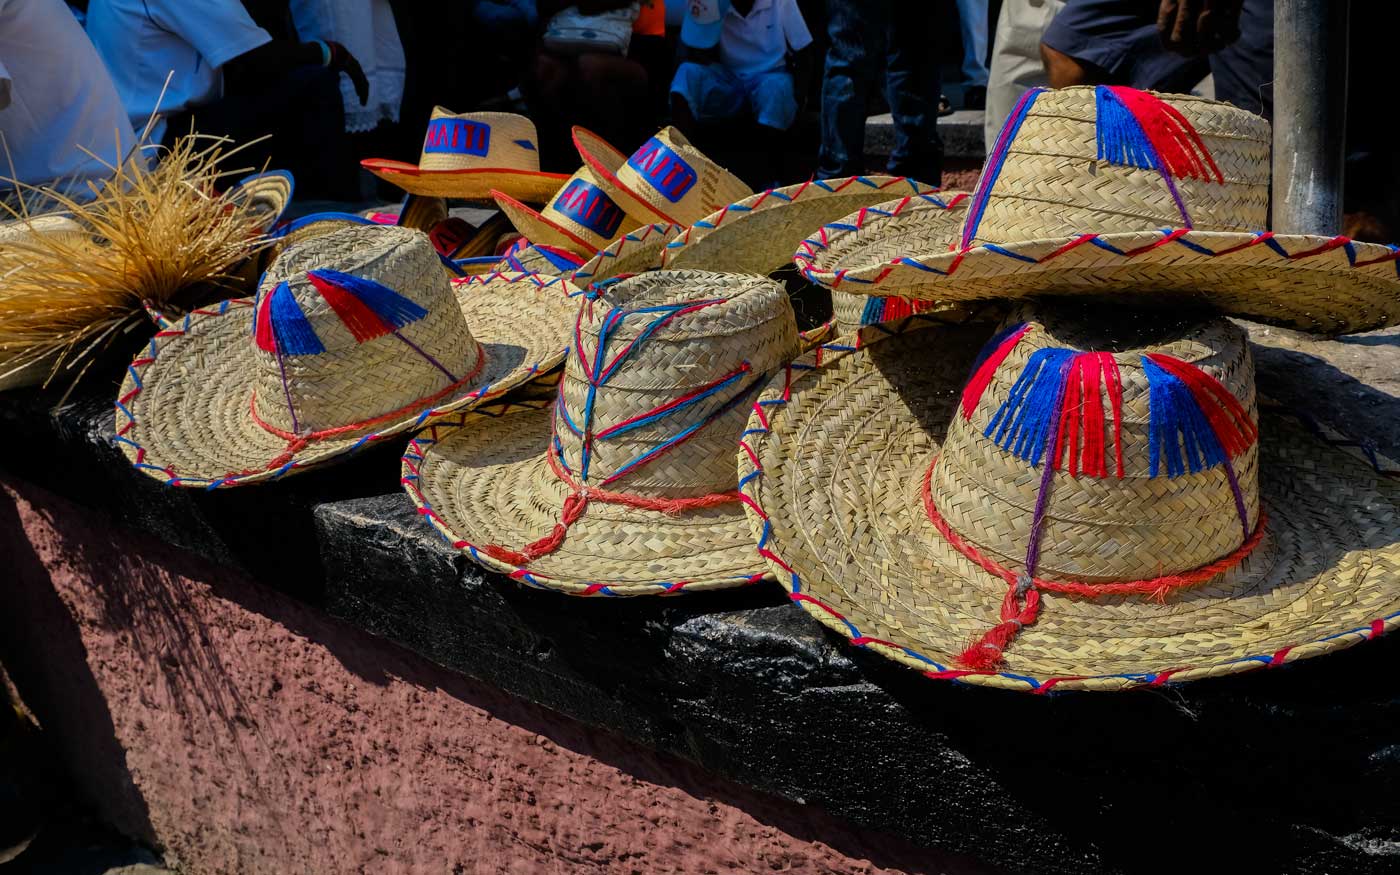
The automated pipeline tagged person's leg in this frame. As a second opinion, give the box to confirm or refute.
[575,52,651,152]
[745,70,800,188]
[955,0,990,87]
[817,0,886,178]
[470,0,540,100]
[985,0,1066,152]
[1205,0,1273,119]
[885,0,942,184]
[522,49,576,171]
[670,62,747,138]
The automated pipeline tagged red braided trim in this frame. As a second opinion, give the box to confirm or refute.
[248,344,486,468]
[481,448,741,567]
[920,456,1267,668]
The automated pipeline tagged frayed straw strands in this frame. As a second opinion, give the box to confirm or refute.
[0,134,270,398]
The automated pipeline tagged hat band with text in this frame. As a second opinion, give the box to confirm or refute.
[424,118,491,157]
[551,179,626,239]
[627,137,698,203]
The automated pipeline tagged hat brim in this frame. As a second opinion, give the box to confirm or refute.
[227,170,294,232]
[740,318,1400,692]
[570,222,679,287]
[572,127,680,226]
[492,189,610,257]
[116,273,582,487]
[663,177,948,274]
[362,159,568,204]
[403,400,767,596]
[795,200,1400,335]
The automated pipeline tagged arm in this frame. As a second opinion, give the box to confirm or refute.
[223,39,370,104]
[1157,0,1244,55]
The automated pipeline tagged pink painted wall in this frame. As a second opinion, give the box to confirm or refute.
[0,479,974,875]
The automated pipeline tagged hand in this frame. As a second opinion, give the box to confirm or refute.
[322,40,370,106]
[1157,0,1244,56]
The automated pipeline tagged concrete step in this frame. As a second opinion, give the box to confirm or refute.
[865,109,986,161]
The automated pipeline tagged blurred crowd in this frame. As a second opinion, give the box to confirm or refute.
[0,0,1394,238]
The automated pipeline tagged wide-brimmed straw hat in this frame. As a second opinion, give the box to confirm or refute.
[795,87,1400,335]
[740,304,1400,691]
[115,225,580,487]
[362,109,567,203]
[573,126,752,227]
[656,176,964,339]
[569,222,681,288]
[492,161,641,257]
[225,170,294,231]
[402,269,802,595]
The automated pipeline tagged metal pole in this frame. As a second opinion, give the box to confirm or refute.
[1272,0,1349,234]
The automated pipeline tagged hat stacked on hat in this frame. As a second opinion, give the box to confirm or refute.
[795,86,1400,335]
[116,224,580,487]
[363,109,567,204]
[402,270,801,595]
[496,127,752,259]
[740,86,1400,692]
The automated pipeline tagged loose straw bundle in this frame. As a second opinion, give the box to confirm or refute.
[0,134,270,399]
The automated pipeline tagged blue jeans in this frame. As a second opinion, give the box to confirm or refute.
[671,62,800,131]
[956,0,990,86]
[817,0,943,183]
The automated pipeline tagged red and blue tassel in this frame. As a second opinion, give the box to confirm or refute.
[1094,85,1223,226]
[306,269,429,344]
[1141,353,1256,478]
[981,344,1126,478]
[961,322,1031,420]
[254,281,324,356]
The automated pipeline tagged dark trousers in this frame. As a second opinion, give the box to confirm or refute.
[163,65,350,199]
[817,0,943,184]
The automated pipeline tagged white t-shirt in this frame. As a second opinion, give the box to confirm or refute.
[720,0,812,78]
[0,0,137,194]
[85,0,272,144]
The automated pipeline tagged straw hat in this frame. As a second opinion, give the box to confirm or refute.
[740,303,1400,691]
[224,170,294,232]
[569,222,681,288]
[362,109,567,203]
[402,269,802,595]
[655,176,965,339]
[573,126,752,227]
[493,161,641,257]
[115,225,580,487]
[795,87,1400,335]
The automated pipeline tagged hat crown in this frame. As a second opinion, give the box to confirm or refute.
[251,226,481,434]
[418,108,542,173]
[931,306,1260,583]
[614,127,753,224]
[553,270,799,497]
[960,87,1271,249]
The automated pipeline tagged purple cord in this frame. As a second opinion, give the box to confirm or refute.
[1223,457,1251,542]
[1159,170,1193,228]
[392,331,459,382]
[1023,358,1073,577]
[274,347,300,434]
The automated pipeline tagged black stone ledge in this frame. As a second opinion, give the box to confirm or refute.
[4,356,1400,875]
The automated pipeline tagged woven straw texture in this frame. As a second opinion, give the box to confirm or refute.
[363,109,566,202]
[404,269,800,595]
[116,226,579,487]
[494,162,641,256]
[570,223,679,287]
[225,170,293,232]
[574,126,752,227]
[795,87,1400,336]
[740,310,1400,692]
[663,177,939,274]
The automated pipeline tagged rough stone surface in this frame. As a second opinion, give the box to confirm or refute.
[1,479,979,875]
[3,326,1400,873]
